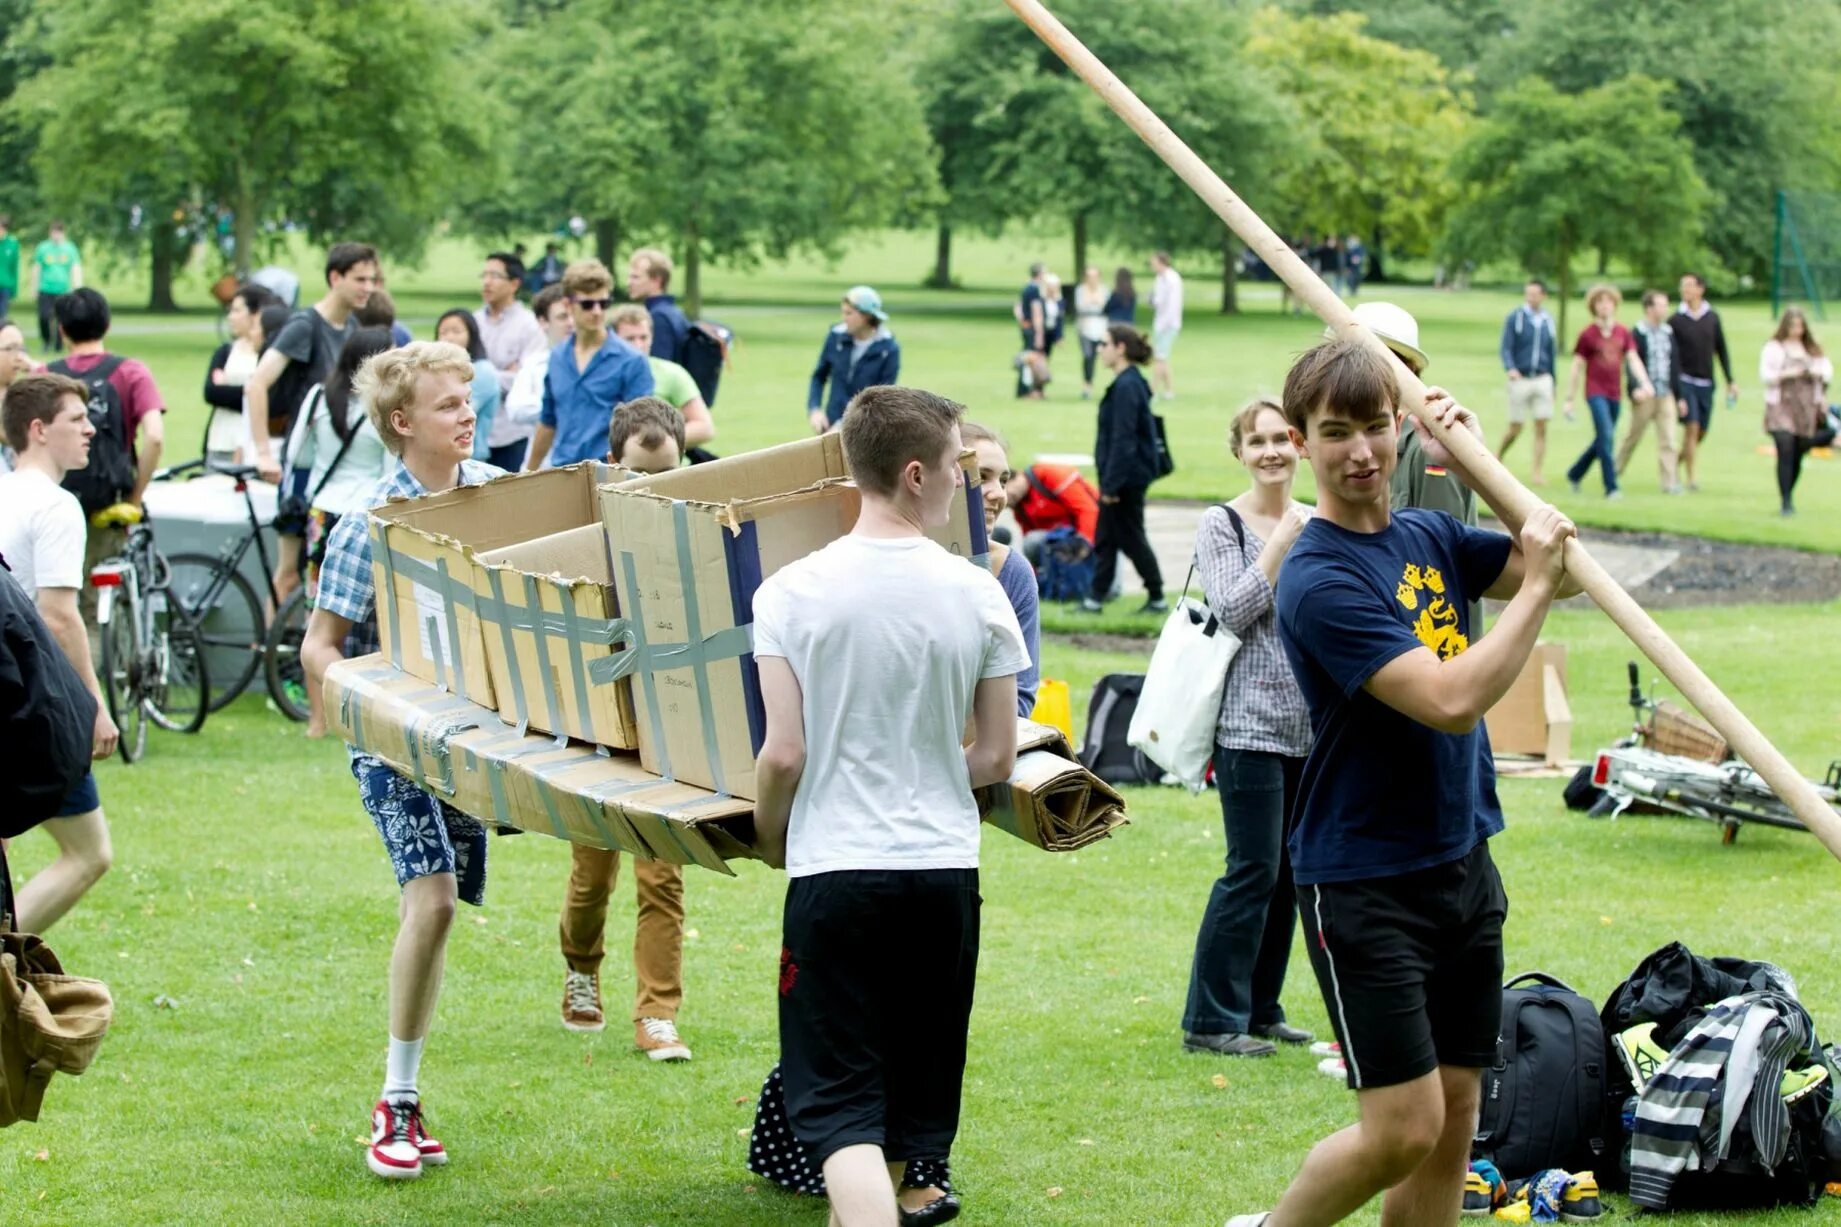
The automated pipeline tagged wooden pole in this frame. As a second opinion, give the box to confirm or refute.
[1002,0,1841,861]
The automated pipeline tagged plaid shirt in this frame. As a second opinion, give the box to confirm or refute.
[316,459,504,658]
[1193,504,1311,757]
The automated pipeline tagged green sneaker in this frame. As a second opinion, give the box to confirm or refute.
[1614,1022,1670,1091]
[1782,1063,1828,1104]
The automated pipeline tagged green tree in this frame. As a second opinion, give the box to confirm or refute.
[12,0,490,308]
[1281,0,1509,76]
[1247,8,1473,273]
[1444,76,1710,337]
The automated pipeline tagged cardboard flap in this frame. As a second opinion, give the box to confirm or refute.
[477,524,612,587]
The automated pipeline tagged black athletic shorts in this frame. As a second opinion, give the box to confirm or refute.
[1297,841,1506,1091]
[778,868,980,1169]
[1678,382,1715,434]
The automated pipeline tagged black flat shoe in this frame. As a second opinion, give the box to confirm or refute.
[899,1192,962,1226]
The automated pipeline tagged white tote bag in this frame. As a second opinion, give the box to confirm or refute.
[1127,508,1247,791]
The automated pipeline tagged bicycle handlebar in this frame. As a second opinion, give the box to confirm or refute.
[207,459,264,481]
[153,458,207,482]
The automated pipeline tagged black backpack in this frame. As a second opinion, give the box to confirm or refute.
[50,355,135,514]
[1472,972,1609,1181]
[1077,674,1164,786]
[680,321,729,408]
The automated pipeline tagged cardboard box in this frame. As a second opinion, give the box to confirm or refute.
[326,655,752,874]
[599,435,987,799]
[370,463,639,747]
[1485,642,1571,765]
[981,721,1129,851]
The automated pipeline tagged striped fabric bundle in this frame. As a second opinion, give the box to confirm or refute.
[1629,990,1815,1209]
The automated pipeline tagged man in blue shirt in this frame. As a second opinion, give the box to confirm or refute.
[1496,279,1558,486]
[525,260,654,469]
[626,247,692,363]
[1224,338,1581,1227]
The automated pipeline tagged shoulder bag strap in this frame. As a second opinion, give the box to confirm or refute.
[1182,503,1244,600]
[303,388,359,509]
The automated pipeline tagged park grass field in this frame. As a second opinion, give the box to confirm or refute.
[6,232,1840,1224]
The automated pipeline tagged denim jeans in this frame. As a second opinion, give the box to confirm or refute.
[1181,746,1305,1035]
[1566,394,1621,493]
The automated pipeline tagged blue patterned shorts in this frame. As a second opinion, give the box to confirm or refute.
[351,753,489,907]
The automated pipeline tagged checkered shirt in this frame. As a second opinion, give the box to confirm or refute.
[316,459,504,658]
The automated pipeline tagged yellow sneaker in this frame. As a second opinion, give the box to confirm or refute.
[1561,1171,1602,1221]
[1782,1063,1829,1104]
[1614,1022,1669,1091]
[88,501,142,528]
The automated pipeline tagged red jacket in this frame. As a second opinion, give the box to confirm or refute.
[1013,463,1100,541]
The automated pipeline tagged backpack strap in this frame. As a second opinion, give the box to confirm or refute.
[300,387,359,510]
[0,837,14,934]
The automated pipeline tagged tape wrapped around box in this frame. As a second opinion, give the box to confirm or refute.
[326,658,1127,870]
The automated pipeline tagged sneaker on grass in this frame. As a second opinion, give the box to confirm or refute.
[369,1097,440,1180]
[562,970,605,1033]
[1308,1039,1340,1058]
[1462,1167,1496,1216]
[1316,1055,1346,1080]
[637,1017,691,1062]
[1562,1171,1602,1221]
[1223,1214,1270,1227]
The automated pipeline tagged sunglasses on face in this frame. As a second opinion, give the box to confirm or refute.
[572,297,611,311]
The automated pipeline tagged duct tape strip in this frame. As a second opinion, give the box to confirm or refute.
[424,611,448,692]
[721,520,768,756]
[402,699,487,795]
[434,555,470,701]
[521,571,566,738]
[485,567,529,734]
[669,501,727,795]
[370,520,404,665]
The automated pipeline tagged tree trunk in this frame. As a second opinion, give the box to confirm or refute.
[148,215,181,313]
[1071,211,1089,281]
[925,223,953,288]
[1596,246,1609,275]
[1557,238,1573,343]
[683,223,702,317]
[233,180,256,278]
[1220,231,1239,314]
[594,217,620,269]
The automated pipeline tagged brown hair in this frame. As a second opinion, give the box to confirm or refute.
[608,396,684,465]
[561,259,613,298]
[3,372,88,453]
[531,283,569,320]
[354,287,396,329]
[630,247,672,291]
[608,303,650,333]
[355,341,475,455]
[841,386,964,498]
[1106,323,1152,365]
[1585,283,1621,314]
[1280,338,1398,434]
[1640,288,1668,310]
[1774,306,1823,356]
[1229,397,1285,456]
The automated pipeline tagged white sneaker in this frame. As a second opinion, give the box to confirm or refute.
[1224,1214,1272,1227]
[1317,1056,1347,1080]
[1309,1039,1340,1058]
[637,1016,692,1062]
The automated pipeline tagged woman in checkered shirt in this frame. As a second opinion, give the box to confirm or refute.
[1179,398,1316,1060]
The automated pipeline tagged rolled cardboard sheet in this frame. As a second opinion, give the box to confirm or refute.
[326,658,1128,872]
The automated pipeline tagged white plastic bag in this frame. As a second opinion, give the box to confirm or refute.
[1127,597,1240,792]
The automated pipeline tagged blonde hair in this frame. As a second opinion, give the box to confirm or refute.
[357,340,475,455]
[959,420,1008,452]
[561,259,613,298]
[630,247,672,290]
[1229,397,1284,456]
[1585,283,1621,314]
[608,303,650,332]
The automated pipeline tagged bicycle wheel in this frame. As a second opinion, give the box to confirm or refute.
[99,586,146,764]
[166,551,265,710]
[144,586,210,734]
[264,586,311,723]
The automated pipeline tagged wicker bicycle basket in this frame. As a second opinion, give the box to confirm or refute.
[1646,700,1730,763]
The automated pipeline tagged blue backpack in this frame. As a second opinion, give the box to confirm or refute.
[1037,526,1096,603]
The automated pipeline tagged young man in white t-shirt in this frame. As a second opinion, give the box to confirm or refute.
[0,372,117,931]
[1148,250,1184,400]
[751,385,1029,1227]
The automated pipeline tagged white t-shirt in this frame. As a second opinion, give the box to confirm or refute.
[0,467,87,599]
[751,533,1030,878]
[1152,266,1185,332]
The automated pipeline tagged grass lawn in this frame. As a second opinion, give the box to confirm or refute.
[5,595,1840,1224]
[83,226,1841,555]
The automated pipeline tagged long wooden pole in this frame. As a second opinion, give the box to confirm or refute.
[1003,0,1841,861]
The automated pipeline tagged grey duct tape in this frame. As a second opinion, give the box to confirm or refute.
[670,501,728,796]
[435,555,470,702]
[424,611,448,692]
[520,571,565,737]
[485,567,529,734]
[370,520,404,666]
[402,700,487,795]
[617,550,673,782]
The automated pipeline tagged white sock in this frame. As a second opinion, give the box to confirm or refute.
[382,1034,424,1102]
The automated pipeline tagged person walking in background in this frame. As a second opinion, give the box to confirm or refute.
[1495,279,1557,486]
[1563,285,1652,500]
[1670,273,1737,493]
[1344,235,1366,298]
[1074,267,1110,399]
[0,216,19,321]
[610,304,715,450]
[524,259,654,470]
[1105,266,1137,326]
[1015,262,1049,399]
[1148,251,1184,400]
[1760,306,1831,517]
[1080,323,1165,614]
[533,242,565,290]
[807,285,899,434]
[1619,290,1682,494]
[31,221,81,354]
[1041,272,1066,386]
[434,309,500,461]
[474,251,545,471]
[626,248,692,362]
[502,284,571,453]
[203,283,281,459]
[1182,398,1314,1062]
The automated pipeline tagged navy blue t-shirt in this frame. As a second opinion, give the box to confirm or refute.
[1276,508,1515,886]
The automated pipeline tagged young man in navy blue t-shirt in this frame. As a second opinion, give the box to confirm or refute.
[1226,338,1580,1227]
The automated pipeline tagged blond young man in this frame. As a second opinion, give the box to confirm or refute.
[1226,339,1582,1227]
[300,342,505,1181]
[609,304,714,447]
[550,394,692,1059]
[523,260,653,470]
[0,372,115,933]
[625,247,693,363]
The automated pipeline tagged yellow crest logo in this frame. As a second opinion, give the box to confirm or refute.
[1394,563,1467,660]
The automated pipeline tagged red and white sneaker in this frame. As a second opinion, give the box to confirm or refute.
[1309,1040,1341,1058]
[368,1097,435,1179]
[411,1102,447,1166]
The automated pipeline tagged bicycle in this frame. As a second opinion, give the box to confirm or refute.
[89,515,210,762]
